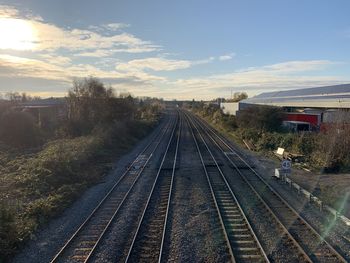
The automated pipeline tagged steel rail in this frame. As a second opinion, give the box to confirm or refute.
[189,112,312,262]
[158,112,182,263]
[184,112,235,262]
[124,111,180,262]
[191,111,347,262]
[85,113,179,263]
[185,111,269,263]
[50,112,176,263]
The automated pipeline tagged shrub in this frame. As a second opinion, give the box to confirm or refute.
[255,132,284,151]
[237,106,284,133]
[0,111,41,148]
[238,128,260,143]
[0,204,18,260]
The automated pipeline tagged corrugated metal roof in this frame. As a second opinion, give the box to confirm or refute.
[241,84,350,108]
[253,83,350,99]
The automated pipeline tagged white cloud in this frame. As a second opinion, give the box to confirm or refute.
[0,5,347,100]
[116,56,218,72]
[0,54,69,81]
[39,54,72,66]
[0,5,160,55]
[219,53,235,61]
[164,60,348,99]
[103,23,130,31]
[116,57,192,71]
[74,50,115,57]
[192,56,215,65]
[261,60,335,73]
[0,5,19,18]
[0,54,165,93]
[30,22,160,54]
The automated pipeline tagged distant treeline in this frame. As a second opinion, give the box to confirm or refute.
[0,77,163,148]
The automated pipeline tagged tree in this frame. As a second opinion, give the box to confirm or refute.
[227,92,248,102]
[66,77,136,135]
[5,92,21,102]
[0,111,40,148]
[237,106,284,133]
[314,111,350,172]
[67,78,112,125]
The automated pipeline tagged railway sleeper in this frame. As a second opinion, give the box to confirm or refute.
[77,240,96,246]
[139,237,159,244]
[73,249,91,257]
[233,240,256,245]
[232,240,258,249]
[71,255,89,261]
[235,248,261,256]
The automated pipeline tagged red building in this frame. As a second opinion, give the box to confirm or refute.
[285,113,320,129]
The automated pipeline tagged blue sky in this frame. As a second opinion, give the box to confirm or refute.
[0,0,349,99]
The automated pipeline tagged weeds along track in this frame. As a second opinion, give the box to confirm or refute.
[190,110,347,263]
[49,112,178,263]
[125,111,182,263]
[185,111,269,263]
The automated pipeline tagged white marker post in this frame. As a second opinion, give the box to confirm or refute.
[281,159,292,182]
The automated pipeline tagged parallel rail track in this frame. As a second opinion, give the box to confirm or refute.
[50,113,177,263]
[190,110,347,263]
[49,108,347,263]
[125,112,182,263]
[185,111,269,263]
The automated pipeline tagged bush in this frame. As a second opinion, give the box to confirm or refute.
[237,106,284,133]
[0,204,18,261]
[255,133,283,151]
[237,128,260,143]
[0,111,41,148]
[16,135,103,196]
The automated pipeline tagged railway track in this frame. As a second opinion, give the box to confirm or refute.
[125,111,182,263]
[185,111,269,263]
[49,112,177,263]
[47,108,347,263]
[189,110,347,263]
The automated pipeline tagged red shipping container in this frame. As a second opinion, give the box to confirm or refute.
[285,113,320,127]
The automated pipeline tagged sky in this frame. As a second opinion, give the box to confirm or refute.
[0,0,350,100]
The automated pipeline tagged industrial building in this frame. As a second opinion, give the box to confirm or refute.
[220,83,350,131]
[17,98,66,128]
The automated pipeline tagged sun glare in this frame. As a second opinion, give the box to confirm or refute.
[0,18,37,50]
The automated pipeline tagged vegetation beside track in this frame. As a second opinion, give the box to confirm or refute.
[185,100,350,213]
[0,78,162,262]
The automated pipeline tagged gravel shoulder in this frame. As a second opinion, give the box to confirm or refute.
[237,149,350,218]
[217,131,350,260]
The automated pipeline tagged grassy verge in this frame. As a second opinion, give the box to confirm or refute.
[0,119,157,262]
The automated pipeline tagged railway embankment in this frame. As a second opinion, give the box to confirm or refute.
[188,102,350,217]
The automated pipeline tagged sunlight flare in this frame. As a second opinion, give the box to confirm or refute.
[0,18,37,50]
